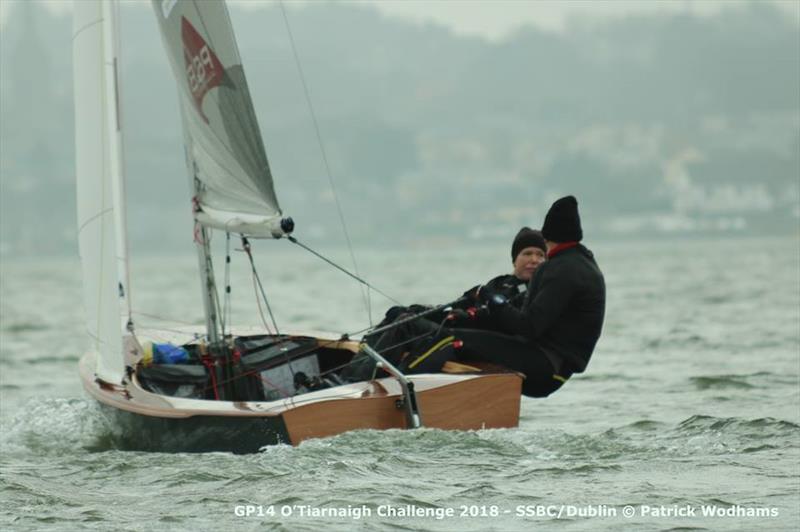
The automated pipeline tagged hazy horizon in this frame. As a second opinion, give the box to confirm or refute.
[0,0,798,257]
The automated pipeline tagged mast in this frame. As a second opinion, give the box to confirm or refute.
[189,173,221,345]
[197,223,221,345]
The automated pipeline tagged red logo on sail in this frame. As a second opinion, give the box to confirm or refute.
[181,17,224,123]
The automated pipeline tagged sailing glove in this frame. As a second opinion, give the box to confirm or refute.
[478,286,508,310]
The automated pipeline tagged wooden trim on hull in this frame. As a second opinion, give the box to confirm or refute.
[283,374,522,445]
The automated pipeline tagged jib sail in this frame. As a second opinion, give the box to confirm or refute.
[152,0,286,236]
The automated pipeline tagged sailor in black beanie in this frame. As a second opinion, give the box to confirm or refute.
[541,195,582,243]
[510,227,547,282]
[347,227,550,381]
[453,227,546,321]
[456,195,606,397]
[465,227,547,314]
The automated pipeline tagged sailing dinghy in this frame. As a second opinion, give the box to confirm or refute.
[73,0,522,453]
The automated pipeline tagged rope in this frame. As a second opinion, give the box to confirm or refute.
[347,297,467,339]
[201,355,220,400]
[287,235,403,306]
[187,298,465,395]
[255,371,293,398]
[251,267,273,335]
[133,295,465,388]
[149,309,450,399]
[241,236,280,335]
[278,0,372,325]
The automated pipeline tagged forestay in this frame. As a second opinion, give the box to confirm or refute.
[153,0,286,237]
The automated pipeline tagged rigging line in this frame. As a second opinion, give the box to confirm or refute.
[185,301,461,388]
[273,330,435,382]
[241,236,280,335]
[251,262,274,335]
[222,232,232,336]
[278,0,373,325]
[176,324,414,393]
[131,325,209,341]
[367,330,443,360]
[135,299,461,391]
[130,311,201,327]
[240,236,301,378]
[201,363,372,410]
[287,235,402,306]
[343,297,467,339]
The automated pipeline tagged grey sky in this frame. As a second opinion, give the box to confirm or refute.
[358,0,800,40]
[4,0,798,40]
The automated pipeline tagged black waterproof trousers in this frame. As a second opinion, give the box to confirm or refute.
[353,312,570,398]
[449,328,570,398]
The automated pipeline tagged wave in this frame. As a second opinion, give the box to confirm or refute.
[689,372,800,392]
[0,398,119,455]
[689,375,757,390]
[644,334,707,350]
[24,355,81,366]
[1,322,49,333]
[2,397,797,467]
[675,414,800,436]
[502,415,800,463]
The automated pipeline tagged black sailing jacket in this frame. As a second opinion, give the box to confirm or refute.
[493,244,605,373]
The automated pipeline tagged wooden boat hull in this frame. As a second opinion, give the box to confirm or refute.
[79,351,522,453]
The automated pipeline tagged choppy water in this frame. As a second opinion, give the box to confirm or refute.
[1,237,799,531]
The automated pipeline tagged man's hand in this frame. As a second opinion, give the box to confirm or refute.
[478,286,508,310]
[447,306,485,324]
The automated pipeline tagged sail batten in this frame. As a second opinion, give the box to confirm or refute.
[152,0,284,234]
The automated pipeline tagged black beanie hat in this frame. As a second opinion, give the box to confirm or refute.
[541,195,582,242]
[511,227,547,261]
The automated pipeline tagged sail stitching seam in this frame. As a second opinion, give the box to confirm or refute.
[77,207,115,236]
[72,19,103,43]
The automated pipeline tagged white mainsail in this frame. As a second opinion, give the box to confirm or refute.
[152,0,286,237]
[72,0,129,384]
